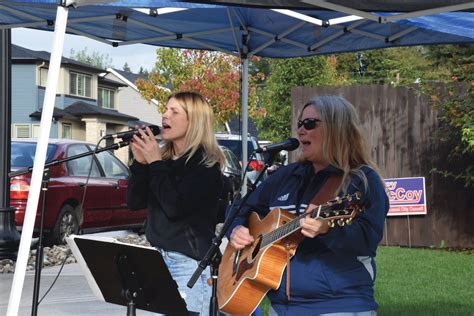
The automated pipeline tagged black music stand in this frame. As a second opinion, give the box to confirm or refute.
[66,235,191,316]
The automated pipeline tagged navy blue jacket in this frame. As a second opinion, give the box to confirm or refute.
[228,162,389,315]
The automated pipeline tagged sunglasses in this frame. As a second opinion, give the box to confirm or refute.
[297,118,322,130]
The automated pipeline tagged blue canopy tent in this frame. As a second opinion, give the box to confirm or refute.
[0,1,473,314]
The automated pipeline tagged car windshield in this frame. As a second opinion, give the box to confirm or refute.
[11,142,57,167]
[217,140,255,161]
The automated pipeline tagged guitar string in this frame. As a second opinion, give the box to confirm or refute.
[260,192,361,248]
[260,195,354,248]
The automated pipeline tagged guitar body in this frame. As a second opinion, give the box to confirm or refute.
[218,208,300,315]
[217,192,362,315]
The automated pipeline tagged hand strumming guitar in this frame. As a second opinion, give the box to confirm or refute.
[229,225,255,250]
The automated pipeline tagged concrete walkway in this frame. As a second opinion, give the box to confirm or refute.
[0,262,156,316]
[0,231,157,315]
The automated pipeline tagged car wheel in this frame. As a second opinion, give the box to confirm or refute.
[50,204,79,245]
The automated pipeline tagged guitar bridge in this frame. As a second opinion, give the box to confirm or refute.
[232,250,241,276]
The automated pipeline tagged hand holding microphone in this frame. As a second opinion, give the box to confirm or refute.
[129,126,161,164]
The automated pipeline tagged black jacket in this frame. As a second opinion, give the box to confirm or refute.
[127,147,223,260]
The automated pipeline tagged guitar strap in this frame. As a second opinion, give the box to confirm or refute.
[309,173,344,206]
[285,172,343,302]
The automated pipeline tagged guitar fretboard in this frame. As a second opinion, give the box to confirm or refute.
[259,194,359,248]
[260,202,335,248]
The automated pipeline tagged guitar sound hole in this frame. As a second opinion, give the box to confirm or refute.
[251,236,262,260]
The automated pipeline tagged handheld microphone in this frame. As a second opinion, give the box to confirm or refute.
[104,125,161,142]
[256,138,299,153]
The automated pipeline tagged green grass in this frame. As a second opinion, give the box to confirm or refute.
[257,247,474,315]
[375,246,474,316]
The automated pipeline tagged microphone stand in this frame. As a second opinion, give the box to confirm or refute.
[187,151,279,316]
[9,140,130,316]
[31,169,49,316]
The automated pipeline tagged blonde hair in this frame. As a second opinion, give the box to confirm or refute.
[161,91,225,169]
[299,96,381,192]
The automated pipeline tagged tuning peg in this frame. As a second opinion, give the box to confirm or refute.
[346,219,352,225]
[337,219,345,226]
[335,196,342,204]
[328,220,335,228]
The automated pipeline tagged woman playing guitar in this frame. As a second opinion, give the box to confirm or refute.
[224,96,389,316]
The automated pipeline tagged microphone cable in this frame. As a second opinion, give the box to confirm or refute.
[36,136,107,306]
[37,248,71,305]
[78,136,107,230]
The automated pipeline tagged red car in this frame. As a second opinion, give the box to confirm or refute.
[10,138,147,245]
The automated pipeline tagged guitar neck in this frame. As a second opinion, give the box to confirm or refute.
[260,193,361,248]
[259,205,328,248]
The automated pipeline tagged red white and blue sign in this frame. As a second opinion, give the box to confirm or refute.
[384,177,427,216]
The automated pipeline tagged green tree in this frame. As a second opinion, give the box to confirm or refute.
[138,66,149,76]
[254,56,339,142]
[334,47,446,85]
[69,47,113,69]
[122,62,131,72]
[425,44,474,186]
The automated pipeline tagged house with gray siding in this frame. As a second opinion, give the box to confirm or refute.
[104,68,164,127]
[11,44,144,163]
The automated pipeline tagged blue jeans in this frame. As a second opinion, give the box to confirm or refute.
[157,248,211,315]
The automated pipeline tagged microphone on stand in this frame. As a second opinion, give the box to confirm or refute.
[256,138,299,153]
[104,125,161,142]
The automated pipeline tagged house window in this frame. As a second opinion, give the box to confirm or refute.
[39,67,49,87]
[13,124,31,138]
[98,87,115,109]
[62,123,72,139]
[70,72,92,97]
[32,124,41,138]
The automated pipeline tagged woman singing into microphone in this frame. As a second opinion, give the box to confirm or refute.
[126,91,225,315]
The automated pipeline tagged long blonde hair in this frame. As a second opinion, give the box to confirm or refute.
[161,91,225,169]
[300,96,381,192]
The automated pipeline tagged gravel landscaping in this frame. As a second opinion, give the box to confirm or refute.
[0,234,149,273]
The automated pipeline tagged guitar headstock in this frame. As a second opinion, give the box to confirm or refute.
[309,192,363,227]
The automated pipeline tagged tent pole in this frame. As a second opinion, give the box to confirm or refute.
[6,5,69,316]
[241,57,249,194]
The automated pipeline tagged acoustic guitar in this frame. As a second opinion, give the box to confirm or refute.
[217,193,362,315]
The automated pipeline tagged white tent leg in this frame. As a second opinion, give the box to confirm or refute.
[6,5,69,316]
[241,57,249,194]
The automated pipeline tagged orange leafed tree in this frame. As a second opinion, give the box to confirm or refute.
[135,48,265,126]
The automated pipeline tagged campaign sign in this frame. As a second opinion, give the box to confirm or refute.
[384,177,427,216]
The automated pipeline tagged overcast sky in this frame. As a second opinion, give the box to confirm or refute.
[12,28,158,73]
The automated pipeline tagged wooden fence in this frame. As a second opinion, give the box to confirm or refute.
[291,85,473,248]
